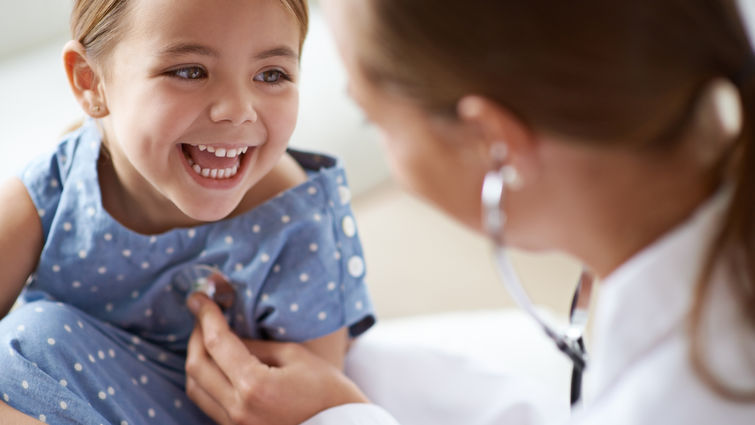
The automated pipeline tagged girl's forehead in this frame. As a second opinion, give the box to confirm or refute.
[123,0,300,52]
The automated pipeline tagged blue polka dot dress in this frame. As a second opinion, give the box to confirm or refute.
[0,119,376,424]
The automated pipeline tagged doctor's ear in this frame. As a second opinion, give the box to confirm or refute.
[456,95,540,180]
[63,40,109,118]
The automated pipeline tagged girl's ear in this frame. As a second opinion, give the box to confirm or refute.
[456,95,540,182]
[63,40,109,118]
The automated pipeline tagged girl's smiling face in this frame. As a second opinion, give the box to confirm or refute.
[96,0,301,227]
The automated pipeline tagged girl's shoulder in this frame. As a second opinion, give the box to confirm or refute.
[19,120,100,192]
[18,120,102,238]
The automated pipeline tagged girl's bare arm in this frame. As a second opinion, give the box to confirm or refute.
[0,401,47,424]
[0,177,43,318]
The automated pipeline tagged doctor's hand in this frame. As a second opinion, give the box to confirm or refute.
[185,293,369,425]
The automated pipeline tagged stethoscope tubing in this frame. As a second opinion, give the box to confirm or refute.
[491,245,590,405]
[483,157,592,406]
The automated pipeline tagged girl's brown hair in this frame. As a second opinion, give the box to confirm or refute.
[358,0,754,400]
[71,0,309,61]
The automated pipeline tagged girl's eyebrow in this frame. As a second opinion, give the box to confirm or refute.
[254,46,298,61]
[156,43,297,61]
[157,42,218,58]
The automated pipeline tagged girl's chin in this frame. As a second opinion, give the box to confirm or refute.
[178,199,241,224]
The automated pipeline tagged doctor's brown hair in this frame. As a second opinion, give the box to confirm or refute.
[70,0,309,63]
[356,0,755,400]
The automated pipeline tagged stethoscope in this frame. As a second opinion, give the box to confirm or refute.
[481,146,594,407]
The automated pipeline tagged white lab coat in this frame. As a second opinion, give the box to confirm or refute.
[303,189,755,425]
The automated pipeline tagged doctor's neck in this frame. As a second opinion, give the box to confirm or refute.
[550,130,725,280]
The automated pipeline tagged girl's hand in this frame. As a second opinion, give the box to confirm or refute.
[185,293,369,425]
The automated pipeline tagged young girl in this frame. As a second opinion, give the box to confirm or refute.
[0,0,375,423]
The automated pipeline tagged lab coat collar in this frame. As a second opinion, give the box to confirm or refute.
[585,188,731,402]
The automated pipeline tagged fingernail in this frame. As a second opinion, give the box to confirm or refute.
[187,294,201,314]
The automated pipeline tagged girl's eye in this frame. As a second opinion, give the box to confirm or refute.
[170,66,207,80]
[254,69,290,84]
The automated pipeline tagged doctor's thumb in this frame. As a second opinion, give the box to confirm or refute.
[187,292,212,316]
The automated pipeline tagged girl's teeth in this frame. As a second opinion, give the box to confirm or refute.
[187,144,248,158]
[210,147,244,158]
[189,159,239,180]
[184,144,246,179]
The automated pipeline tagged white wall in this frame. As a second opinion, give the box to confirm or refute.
[740,0,755,45]
[0,0,70,59]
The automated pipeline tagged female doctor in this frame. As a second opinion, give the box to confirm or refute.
[184,0,755,423]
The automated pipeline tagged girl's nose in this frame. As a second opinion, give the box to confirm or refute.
[209,84,259,126]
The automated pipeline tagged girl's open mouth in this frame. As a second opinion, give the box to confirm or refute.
[179,143,258,189]
[181,143,250,179]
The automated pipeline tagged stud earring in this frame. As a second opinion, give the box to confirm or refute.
[502,164,523,191]
[91,105,102,114]
[488,143,524,190]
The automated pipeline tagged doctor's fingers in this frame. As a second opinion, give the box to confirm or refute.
[187,328,277,425]
[188,373,297,425]
[186,325,240,408]
[185,374,234,425]
[241,338,315,368]
[187,329,300,425]
[241,339,372,409]
[188,293,269,382]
